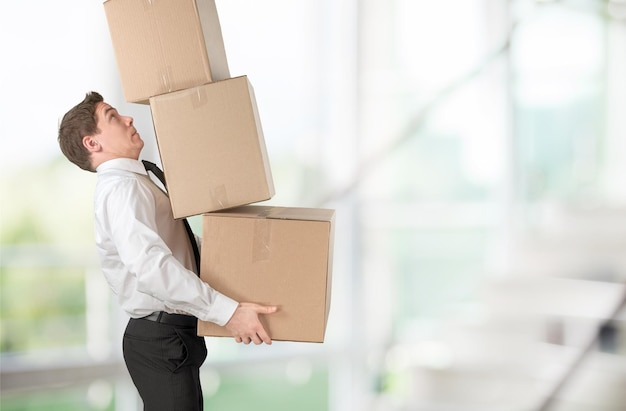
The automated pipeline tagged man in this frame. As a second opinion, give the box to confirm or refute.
[58,91,277,410]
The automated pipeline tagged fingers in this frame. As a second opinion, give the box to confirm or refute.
[231,325,272,345]
[248,305,275,344]
[241,302,278,314]
[227,302,278,345]
[262,305,278,314]
[234,333,268,345]
[235,336,251,344]
[256,328,272,345]
[234,327,271,345]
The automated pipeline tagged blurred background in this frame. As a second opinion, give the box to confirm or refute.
[1,0,625,410]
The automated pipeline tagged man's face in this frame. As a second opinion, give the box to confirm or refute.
[92,102,144,160]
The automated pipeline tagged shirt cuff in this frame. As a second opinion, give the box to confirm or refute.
[203,293,239,326]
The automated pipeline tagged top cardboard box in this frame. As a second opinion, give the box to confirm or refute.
[104,0,230,103]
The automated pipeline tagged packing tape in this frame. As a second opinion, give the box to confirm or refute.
[145,0,172,93]
[211,185,228,210]
[252,219,272,262]
[255,207,274,219]
[191,87,208,109]
[160,66,173,93]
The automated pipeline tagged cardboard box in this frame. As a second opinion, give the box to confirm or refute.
[198,206,335,343]
[149,76,275,218]
[104,0,230,103]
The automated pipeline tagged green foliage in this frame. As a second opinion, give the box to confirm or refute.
[1,211,50,244]
[1,384,114,411]
[205,369,328,411]
[1,266,87,352]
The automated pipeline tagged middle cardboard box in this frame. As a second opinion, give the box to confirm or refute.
[150,75,275,218]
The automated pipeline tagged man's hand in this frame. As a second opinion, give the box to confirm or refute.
[225,302,278,345]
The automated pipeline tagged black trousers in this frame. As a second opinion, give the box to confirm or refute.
[123,316,208,411]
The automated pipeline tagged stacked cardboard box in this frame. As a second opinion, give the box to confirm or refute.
[104,0,274,217]
[104,0,230,104]
[198,206,334,343]
[149,77,274,218]
[104,0,334,342]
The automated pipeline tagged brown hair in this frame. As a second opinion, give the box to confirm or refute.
[57,91,104,172]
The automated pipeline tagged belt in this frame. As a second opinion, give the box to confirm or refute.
[140,311,197,327]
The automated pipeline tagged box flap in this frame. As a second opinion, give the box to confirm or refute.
[206,205,335,223]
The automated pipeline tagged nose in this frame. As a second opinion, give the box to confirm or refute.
[124,115,134,126]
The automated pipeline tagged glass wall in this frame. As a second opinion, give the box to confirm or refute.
[2,0,625,410]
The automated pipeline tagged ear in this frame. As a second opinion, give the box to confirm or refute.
[82,135,101,153]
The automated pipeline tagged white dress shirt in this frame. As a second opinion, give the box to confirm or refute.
[93,158,238,326]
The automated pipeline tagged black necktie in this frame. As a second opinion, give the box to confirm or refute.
[142,160,201,275]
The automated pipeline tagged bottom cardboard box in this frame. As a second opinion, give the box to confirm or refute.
[198,205,335,343]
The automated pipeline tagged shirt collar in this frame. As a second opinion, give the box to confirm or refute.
[96,158,148,175]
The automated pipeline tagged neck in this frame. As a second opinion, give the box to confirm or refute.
[92,153,140,170]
